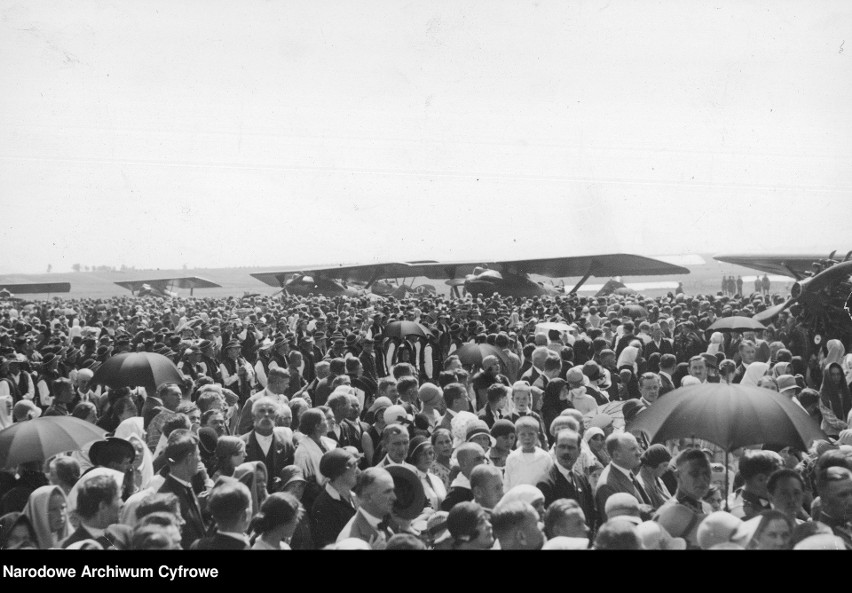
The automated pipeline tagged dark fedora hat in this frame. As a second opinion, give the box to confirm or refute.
[385,465,426,521]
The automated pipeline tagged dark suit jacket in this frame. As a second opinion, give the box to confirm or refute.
[142,396,163,430]
[615,334,637,359]
[328,419,363,451]
[594,463,646,523]
[644,339,674,359]
[537,464,597,532]
[61,524,132,550]
[157,472,209,549]
[241,429,295,489]
[191,532,249,550]
[659,372,676,396]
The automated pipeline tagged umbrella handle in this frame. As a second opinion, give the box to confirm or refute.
[724,449,730,512]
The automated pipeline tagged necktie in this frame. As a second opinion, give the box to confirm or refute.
[376,517,393,538]
[631,473,652,506]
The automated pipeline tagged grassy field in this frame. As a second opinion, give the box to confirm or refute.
[0,254,796,300]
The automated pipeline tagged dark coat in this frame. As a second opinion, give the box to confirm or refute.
[241,429,295,491]
[311,487,356,549]
[191,532,249,550]
[157,472,209,549]
[537,464,597,532]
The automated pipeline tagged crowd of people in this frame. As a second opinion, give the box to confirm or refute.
[0,284,851,551]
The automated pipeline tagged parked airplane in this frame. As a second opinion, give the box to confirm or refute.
[114,276,221,297]
[0,282,71,297]
[251,254,689,299]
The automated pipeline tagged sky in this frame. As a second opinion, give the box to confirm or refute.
[1,0,850,274]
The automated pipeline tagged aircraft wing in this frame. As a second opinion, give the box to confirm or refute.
[0,282,71,294]
[250,262,433,287]
[414,254,690,280]
[713,254,828,279]
[114,276,221,293]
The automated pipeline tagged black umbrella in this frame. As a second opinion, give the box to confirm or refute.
[91,352,184,395]
[454,343,510,372]
[627,383,826,504]
[707,316,766,333]
[384,321,431,339]
[0,416,107,469]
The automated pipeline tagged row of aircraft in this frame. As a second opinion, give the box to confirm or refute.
[0,252,847,302]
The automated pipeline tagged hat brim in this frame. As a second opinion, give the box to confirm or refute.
[385,465,426,521]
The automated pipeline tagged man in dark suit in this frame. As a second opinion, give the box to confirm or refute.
[438,382,470,433]
[335,467,399,544]
[643,323,674,359]
[61,474,125,549]
[441,443,487,511]
[614,322,637,359]
[241,397,295,492]
[191,478,251,550]
[537,429,596,532]
[658,354,677,395]
[327,390,363,451]
[594,433,652,524]
[358,337,381,383]
[157,429,209,549]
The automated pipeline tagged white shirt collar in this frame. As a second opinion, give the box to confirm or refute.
[255,432,273,454]
[450,473,471,490]
[556,461,575,481]
[169,474,193,489]
[611,462,635,478]
[217,531,250,545]
[359,508,384,529]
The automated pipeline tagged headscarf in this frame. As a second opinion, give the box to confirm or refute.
[126,433,154,491]
[22,485,71,549]
[820,363,852,429]
[823,340,846,369]
[0,512,38,550]
[771,362,792,379]
[0,395,13,429]
[706,333,725,356]
[234,461,267,516]
[740,362,770,387]
[114,416,145,442]
[616,346,639,374]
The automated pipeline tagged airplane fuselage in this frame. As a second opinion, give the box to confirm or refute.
[464,271,563,298]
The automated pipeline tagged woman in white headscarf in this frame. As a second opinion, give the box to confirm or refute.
[706,332,725,356]
[740,362,771,387]
[22,485,72,548]
[822,339,846,370]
